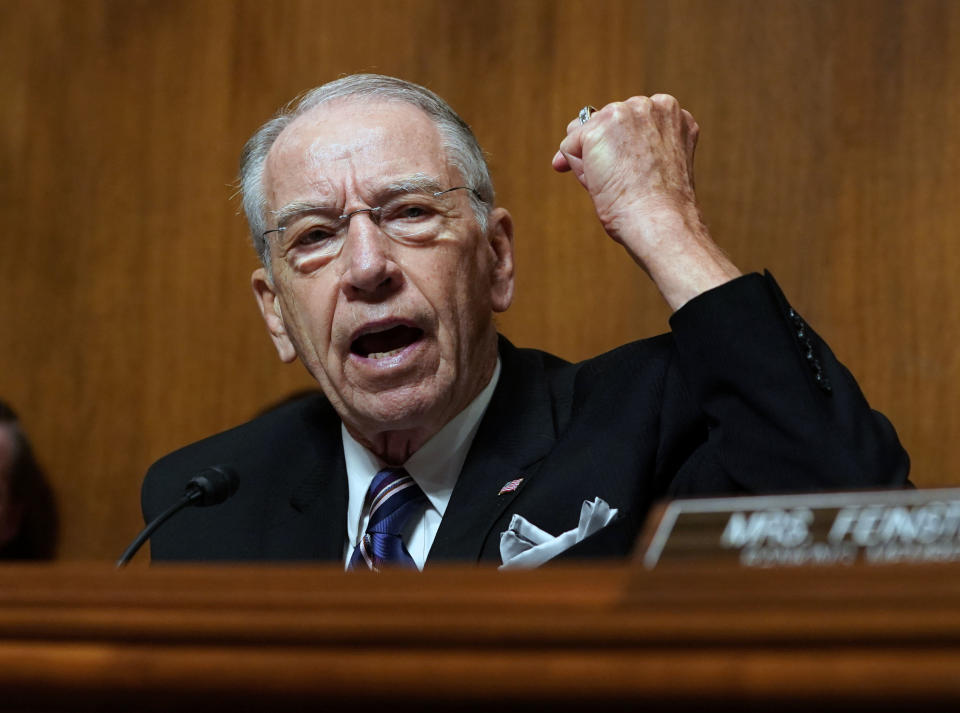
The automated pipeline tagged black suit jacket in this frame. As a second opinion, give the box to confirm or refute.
[142,273,909,563]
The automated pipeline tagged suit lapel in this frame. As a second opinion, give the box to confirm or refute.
[261,395,347,561]
[427,337,559,563]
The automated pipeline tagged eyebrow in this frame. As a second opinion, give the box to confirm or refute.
[269,174,448,229]
[270,200,336,229]
[382,174,447,196]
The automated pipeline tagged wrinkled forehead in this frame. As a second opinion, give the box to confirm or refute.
[263,98,459,208]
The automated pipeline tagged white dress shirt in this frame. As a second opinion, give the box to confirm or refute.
[343,360,501,569]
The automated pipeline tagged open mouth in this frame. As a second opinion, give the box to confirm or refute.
[350,325,424,359]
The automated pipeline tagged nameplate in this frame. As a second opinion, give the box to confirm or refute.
[640,488,960,568]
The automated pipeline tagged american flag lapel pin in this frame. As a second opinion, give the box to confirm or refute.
[498,477,524,495]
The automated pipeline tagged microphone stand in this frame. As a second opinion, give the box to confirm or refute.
[116,487,203,568]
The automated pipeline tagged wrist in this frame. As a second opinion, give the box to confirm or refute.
[610,201,709,264]
[611,205,741,311]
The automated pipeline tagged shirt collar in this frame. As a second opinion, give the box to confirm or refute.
[342,358,501,523]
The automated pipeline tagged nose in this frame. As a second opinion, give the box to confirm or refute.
[338,211,400,299]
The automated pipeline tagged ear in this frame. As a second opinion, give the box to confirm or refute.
[486,207,515,313]
[251,268,298,363]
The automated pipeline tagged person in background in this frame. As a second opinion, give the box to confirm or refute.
[0,401,57,559]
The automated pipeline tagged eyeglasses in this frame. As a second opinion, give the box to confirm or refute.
[263,186,480,266]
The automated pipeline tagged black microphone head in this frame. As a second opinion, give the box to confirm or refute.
[184,465,239,507]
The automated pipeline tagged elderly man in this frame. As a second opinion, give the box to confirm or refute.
[143,75,908,567]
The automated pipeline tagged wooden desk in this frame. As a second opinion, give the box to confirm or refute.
[0,563,958,711]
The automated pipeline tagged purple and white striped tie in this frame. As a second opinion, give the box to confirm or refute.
[348,468,427,571]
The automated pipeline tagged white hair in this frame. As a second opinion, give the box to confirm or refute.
[238,74,495,271]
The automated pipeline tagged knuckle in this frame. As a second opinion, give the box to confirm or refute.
[651,93,679,106]
[625,96,651,110]
[616,97,649,122]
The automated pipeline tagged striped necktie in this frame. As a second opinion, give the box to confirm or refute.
[348,467,427,571]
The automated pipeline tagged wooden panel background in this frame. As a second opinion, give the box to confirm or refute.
[0,0,957,560]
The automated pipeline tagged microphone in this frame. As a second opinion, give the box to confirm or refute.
[182,464,240,506]
[116,465,239,568]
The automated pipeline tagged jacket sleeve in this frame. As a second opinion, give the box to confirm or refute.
[660,271,910,496]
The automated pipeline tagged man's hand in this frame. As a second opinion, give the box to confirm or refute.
[553,95,741,311]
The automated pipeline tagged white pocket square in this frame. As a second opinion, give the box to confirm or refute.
[498,497,619,569]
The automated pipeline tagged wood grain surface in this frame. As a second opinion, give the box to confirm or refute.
[1,562,960,710]
[1,0,958,559]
